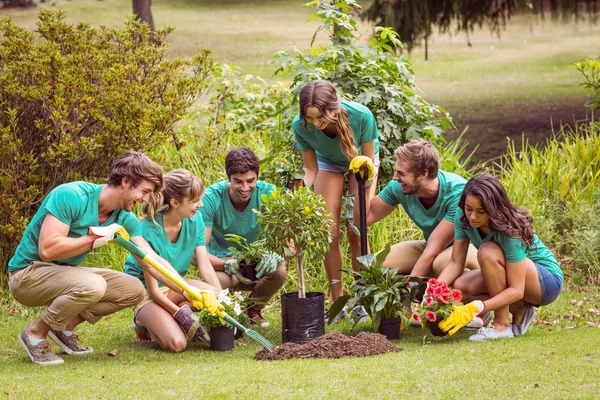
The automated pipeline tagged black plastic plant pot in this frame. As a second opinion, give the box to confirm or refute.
[281,292,325,344]
[209,326,235,351]
[377,317,401,340]
[239,261,258,282]
[426,320,448,337]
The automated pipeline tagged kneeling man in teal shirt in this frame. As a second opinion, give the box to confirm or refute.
[201,147,288,328]
[367,139,480,277]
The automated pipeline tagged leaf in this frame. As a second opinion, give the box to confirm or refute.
[107,349,118,357]
[327,295,350,325]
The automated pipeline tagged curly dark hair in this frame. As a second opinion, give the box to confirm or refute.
[225,146,260,179]
[459,173,534,249]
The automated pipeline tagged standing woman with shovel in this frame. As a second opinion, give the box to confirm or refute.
[124,169,222,352]
[292,80,378,322]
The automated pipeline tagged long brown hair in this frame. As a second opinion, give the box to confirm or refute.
[459,173,534,248]
[299,80,358,160]
[143,169,205,224]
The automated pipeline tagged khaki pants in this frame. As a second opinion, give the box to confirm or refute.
[382,240,480,276]
[216,261,288,309]
[9,262,145,330]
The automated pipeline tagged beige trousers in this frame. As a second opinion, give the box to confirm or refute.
[216,261,288,309]
[9,262,145,330]
[382,240,480,276]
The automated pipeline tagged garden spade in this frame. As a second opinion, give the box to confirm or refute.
[112,233,273,351]
[352,162,370,256]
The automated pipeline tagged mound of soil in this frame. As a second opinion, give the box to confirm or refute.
[254,331,399,361]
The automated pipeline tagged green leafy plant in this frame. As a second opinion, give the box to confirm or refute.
[344,245,419,331]
[0,10,213,279]
[254,187,333,298]
[272,0,453,181]
[224,234,268,265]
[198,289,248,328]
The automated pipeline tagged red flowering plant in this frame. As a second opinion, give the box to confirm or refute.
[412,278,463,336]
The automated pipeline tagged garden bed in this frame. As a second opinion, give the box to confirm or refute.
[255,331,399,361]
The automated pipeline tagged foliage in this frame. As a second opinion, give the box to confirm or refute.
[0,11,212,278]
[225,234,268,265]
[364,0,600,53]
[198,289,248,328]
[346,245,419,331]
[272,0,453,181]
[254,187,333,295]
[412,278,463,326]
[575,58,600,113]
[570,189,600,285]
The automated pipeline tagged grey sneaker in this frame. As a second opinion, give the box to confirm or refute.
[19,328,64,365]
[324,307,349,324]
[349,306,369,324]
[514,306,537,336]
[469,326,514,341]
[48,330,93,355]
[462,311,493,332]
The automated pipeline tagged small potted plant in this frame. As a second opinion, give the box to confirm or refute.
[199,289,248,351]
[412,278,463,337]
[225,234,269,282]
[339,245,418,340]
[254,186,333,343]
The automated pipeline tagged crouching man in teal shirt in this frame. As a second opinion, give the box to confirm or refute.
[367,139,480,277]
[8,152,185,365]
[200,147,288,328]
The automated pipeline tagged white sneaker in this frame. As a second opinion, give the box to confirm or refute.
[469,326,514,341]
[461,311,493,332]
[324,307,349,324]
[349,306,369,324]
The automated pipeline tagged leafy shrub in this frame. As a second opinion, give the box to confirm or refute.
[272,0,453,181]
[0,11,213,281]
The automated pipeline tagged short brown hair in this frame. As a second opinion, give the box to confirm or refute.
[225,147,260,179]
[394,139,439,179]
[107,151,163,191]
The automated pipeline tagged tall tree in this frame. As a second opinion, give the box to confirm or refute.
[132,0,155,31]
[364,0,600,59]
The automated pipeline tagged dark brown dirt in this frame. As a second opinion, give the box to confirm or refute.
[445,101,594,164]
[254,330,400,361]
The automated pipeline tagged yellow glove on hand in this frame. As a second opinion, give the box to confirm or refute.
[183,288,224,317]
[349,156,375,183]
[438,300,485,336]
[88,224,129,249]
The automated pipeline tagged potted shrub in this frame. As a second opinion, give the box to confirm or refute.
[254,187,333,343]
[412,278,463,337]
[224,234,269,283]
[340,246,419,340]
[199,289,248,351]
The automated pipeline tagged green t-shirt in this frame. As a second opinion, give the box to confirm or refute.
[201,180,275,258]
[124,209,206,288]
[454,208,563,279]
[8,182,141,272]
[378,171,466,241]
[292,100,380,168]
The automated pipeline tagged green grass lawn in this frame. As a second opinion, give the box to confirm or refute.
[1,288,599,398]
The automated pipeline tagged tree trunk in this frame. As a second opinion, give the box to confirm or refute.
[132,0,155,31]
[2,0,34,7]
[296,252,305,298]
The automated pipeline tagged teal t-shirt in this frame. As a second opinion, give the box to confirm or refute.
[454,209,563,279]
[378,171,466,241]
[292,100,380,168]
[124,209,206,288]
[201,180,275,258]
[8,182,142,272]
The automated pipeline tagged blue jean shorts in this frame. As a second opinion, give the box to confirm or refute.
[533,263,563,306]
[317,153,381,173]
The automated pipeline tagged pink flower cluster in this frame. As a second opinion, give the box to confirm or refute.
[413,278,463,323]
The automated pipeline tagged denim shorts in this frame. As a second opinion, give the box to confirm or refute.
[532,263,563,306]
[317,153,381,173]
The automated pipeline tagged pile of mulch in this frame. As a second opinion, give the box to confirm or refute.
[255,331,400,361]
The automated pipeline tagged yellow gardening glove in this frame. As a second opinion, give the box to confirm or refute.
[183,288,224,316]
[88,224,129,249]
[349,156,375,184]
[438,300,485,336]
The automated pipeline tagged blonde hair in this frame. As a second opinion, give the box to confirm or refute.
[299,80,358,160]
[143,169,205,223]
[394,138,440,179]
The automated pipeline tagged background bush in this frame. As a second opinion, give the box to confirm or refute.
[0,11,213,281]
